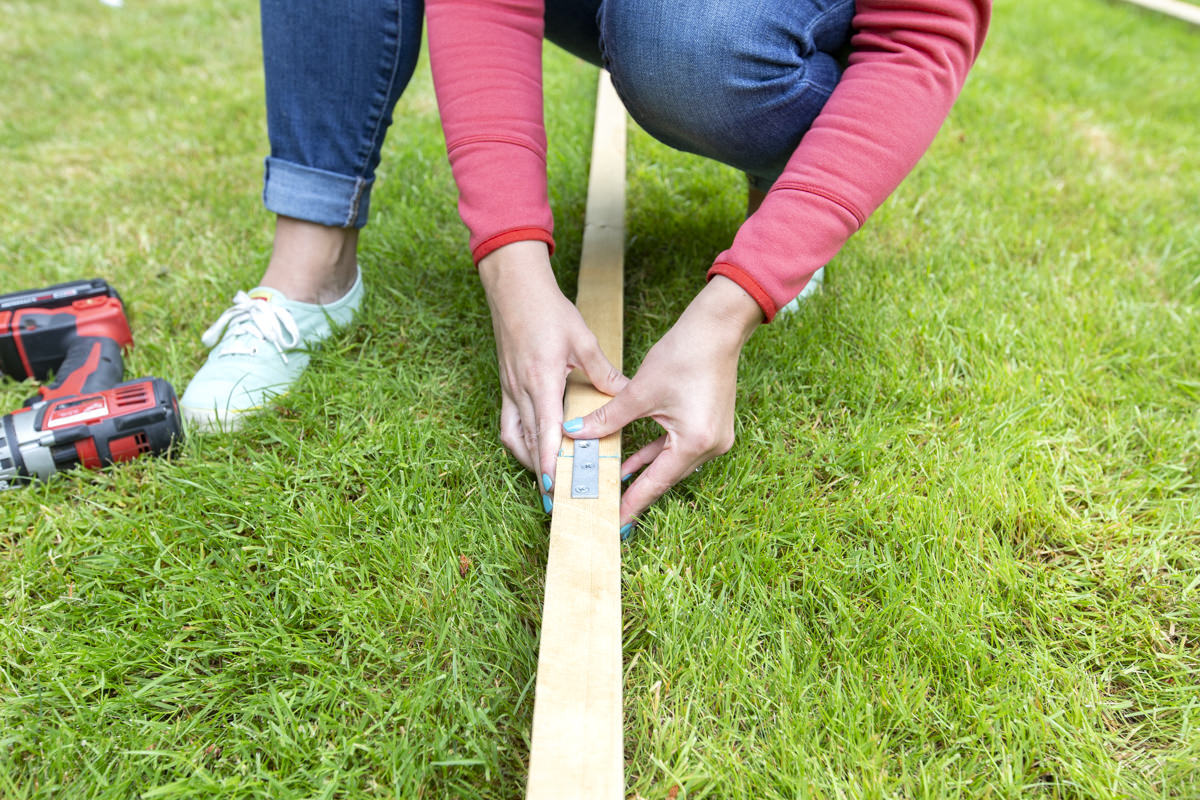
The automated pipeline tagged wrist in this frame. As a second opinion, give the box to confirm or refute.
[690,275,764,347]
[479,241,565,319]
[477,240,552,292]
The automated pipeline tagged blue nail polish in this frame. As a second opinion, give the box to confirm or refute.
[542,494,553,514]
[542,473,553,491]
[563,417,584,433]
[621,473,632,482]
[619,523,634,540]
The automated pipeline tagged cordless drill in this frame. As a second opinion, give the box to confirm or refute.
[0,279,182,489]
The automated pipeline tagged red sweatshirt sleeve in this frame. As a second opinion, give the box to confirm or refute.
[428,0,990,311]
[426,0,554,262]
[710,0,991,321]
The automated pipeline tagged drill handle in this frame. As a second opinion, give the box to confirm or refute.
[31,336,125,405]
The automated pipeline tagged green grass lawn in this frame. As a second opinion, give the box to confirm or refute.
[2,0,1198,797]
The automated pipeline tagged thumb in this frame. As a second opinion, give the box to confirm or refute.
[563,386,643,440]
[575,340,630,398]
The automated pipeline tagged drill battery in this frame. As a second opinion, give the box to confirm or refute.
[0,278,131,403]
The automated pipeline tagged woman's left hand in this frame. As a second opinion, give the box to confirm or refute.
[562,276,763,529]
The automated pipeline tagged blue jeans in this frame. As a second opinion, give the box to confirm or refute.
[260,0,424,228]
[260,0,854,227]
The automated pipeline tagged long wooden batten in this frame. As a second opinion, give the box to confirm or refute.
[525,71,626,799]
[1116,0,1200,25]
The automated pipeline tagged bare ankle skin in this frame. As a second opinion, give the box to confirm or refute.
[259,216,360,304]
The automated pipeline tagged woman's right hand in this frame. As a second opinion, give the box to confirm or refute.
[478,241,628,499]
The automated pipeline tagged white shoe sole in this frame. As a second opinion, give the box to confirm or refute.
[181,404,258,434]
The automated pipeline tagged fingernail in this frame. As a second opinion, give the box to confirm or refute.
[563,417,583,433]
[542,473,553,492]
[619,522,634,540]
[542,494,553,514]
[621,473,632,482]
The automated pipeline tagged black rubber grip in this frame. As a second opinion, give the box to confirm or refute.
[43,336,125,396]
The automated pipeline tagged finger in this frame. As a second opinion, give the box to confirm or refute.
[500,393,536,473]
[563,385,646,441]
[506,391,540,472]
[532,378,568,498]
[618,440,704,528]
[518,392,543,471]
[500,397,536,472]
[516,390,562,513]
[619,436,666,481]
[573,338,630,398]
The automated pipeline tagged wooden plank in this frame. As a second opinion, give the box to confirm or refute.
[1116,0,1200,25]
[525,70,626,800]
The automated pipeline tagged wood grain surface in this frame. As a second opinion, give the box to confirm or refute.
[525,70,627,800]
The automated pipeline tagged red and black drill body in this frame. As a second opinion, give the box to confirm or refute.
[0,279,182,489]
[0,278,130,405]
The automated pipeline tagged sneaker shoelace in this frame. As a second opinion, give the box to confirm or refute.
[201,291,302,363]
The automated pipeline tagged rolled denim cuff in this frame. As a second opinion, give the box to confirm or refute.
[262,157,373,229]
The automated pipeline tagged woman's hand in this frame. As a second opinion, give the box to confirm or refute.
[562,276,763,530]
[478,241,629,500]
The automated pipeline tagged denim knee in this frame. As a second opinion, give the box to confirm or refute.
[599,0,854,184]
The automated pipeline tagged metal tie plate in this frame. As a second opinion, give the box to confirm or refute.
[570,438,600,498]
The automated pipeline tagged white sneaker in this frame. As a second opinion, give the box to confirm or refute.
[180,272,363,431]
[778,266,825,315]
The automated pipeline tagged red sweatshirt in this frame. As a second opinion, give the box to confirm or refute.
[427,0,990,322]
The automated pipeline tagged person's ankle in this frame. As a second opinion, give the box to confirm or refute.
[259,216,360,304]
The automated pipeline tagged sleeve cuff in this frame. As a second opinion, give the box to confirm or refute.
[708,262,779,322]
[471,227,556,264]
